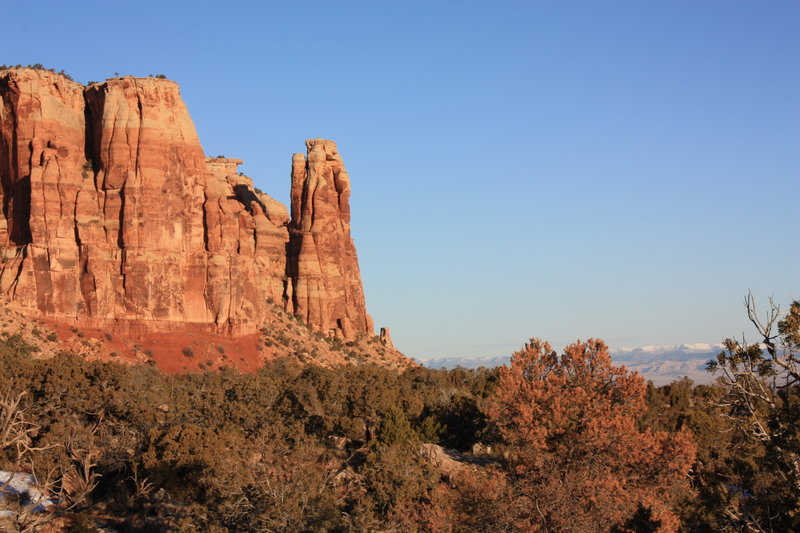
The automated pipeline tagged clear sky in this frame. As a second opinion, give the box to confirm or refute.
[4,1,798,359]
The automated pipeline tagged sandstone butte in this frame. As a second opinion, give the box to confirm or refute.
[0,68,388,355]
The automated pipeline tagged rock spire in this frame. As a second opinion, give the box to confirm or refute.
[285,139,373,338]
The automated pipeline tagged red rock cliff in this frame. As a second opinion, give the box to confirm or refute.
[0,69,373,339]
[285,139,373,338]
[0,69,89,319]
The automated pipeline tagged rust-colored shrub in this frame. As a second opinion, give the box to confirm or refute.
[488,338,696,532]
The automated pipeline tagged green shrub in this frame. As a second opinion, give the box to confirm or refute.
[0,334,506,530]
[377,406,418,447]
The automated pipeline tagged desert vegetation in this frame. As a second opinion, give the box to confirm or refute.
[0,297,797,532]
[0,64,74,81]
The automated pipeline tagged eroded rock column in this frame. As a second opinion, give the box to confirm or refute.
[285,139,373,338]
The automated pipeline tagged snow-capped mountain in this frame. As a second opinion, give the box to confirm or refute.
[614,343,724,362]
[419,343,724,386]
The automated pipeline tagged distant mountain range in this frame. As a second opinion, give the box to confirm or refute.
[418,355,511,371]
[418,343,725,386]
[612,343,723,385]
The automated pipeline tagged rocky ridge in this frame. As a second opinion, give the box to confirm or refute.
[0,68,400,366]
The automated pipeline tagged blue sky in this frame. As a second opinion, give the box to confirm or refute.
[5,1,798,359]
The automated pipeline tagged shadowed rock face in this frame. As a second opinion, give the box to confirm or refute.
[0,69,372,339]
[286,139,373,338]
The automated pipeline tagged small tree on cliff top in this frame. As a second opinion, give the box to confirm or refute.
[488,338,696,532]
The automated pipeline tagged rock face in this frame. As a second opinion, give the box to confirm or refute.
[0,68,87,323]
[285,139,373,338]
[0,69,373,340]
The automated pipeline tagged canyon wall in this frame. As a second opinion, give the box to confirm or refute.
[0,68,373,339]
